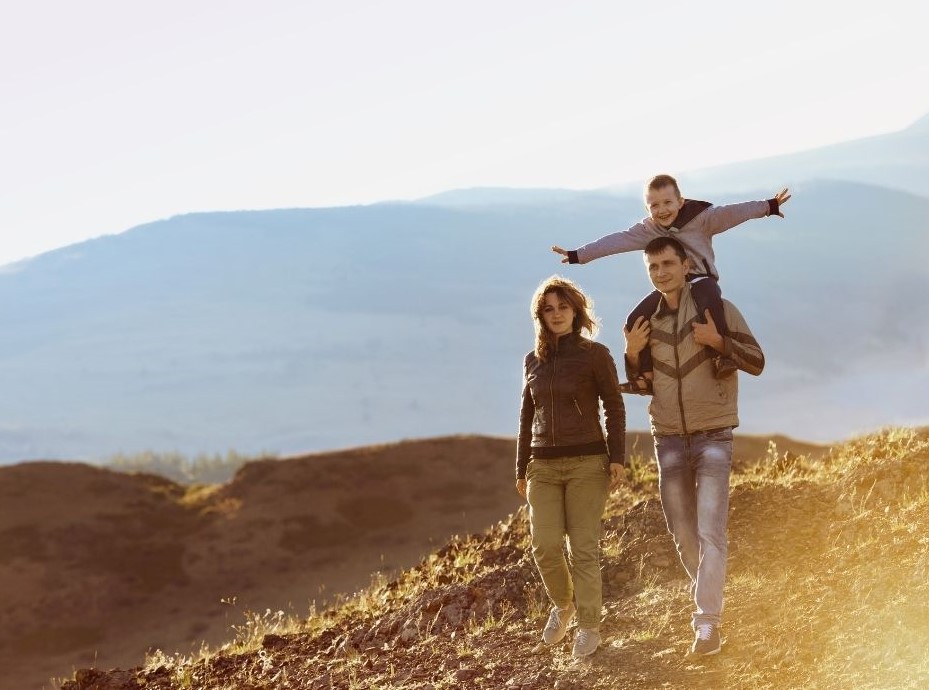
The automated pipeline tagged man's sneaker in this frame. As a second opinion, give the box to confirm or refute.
[691,623,721,655]
[542,603,575,644]
[713,356,738,379]
[572,628,601,658]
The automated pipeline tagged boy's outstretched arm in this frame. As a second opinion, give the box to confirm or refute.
[703,186,791,235]
[550,222,655,265]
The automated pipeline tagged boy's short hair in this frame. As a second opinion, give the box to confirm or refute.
[645,174,681,198]
[644,236,688,262]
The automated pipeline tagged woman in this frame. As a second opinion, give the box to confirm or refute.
[516,275,626,659]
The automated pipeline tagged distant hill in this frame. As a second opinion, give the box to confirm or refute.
[417,113,929,204]
[0,119,927,461]
[682,111,929,199]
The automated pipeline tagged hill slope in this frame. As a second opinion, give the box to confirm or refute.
[0,436,522,690]
[63,430,929,690]
[58,427,929,690]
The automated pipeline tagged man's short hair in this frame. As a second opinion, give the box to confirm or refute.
[644,236,688,262]
[645,174,681,197]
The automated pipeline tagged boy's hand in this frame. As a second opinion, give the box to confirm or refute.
[774,187,791,217]
[551,245,570,264]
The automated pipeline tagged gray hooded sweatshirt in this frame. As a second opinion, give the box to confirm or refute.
[568,198,779,279]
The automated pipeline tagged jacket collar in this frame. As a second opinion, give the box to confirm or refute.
[553,331,583,351]
[670,199,712,231]
[654,283,693,318]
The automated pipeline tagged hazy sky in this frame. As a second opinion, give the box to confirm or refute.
[3,0,927,266]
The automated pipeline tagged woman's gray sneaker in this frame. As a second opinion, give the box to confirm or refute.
[572,628,601,658]
[542,604,575,644]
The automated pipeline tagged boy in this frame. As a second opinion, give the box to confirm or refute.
[552,174,789,394]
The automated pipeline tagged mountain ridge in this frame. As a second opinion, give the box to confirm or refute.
[1,124,927,461]
[409,114,929,207]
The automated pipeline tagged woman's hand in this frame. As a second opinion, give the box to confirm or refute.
[609,463,626,491]
[516,478,527,498]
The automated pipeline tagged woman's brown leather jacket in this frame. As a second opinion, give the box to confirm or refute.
[516,332,626,478]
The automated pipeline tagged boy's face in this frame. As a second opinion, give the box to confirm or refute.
[645,185,685,228]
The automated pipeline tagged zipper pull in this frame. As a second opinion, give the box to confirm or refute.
[573,398,582,416]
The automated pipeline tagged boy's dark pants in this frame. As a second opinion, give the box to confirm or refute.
[625,277,727,375]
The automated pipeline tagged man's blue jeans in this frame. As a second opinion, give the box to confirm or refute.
[654,427,733,629]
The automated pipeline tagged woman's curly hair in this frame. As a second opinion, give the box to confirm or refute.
[531,275,599,361]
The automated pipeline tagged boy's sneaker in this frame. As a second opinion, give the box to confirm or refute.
[619,375,653,395]
[713,356,738,379]
[542,603,575,644]
[572,628,601,658]
[691,623,721,655]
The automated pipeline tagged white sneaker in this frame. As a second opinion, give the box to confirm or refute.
[542,603,575,644]
[572,628,601,658]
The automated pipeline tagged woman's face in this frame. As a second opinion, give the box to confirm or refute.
[540,291,576,337]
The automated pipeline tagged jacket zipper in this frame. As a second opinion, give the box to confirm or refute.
[673,310,688,434]
[550,351,557,445]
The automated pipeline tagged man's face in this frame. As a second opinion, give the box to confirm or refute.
[645,246,691,296]
[645,185,685,228]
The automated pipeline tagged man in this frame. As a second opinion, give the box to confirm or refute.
[623,236,765,655]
